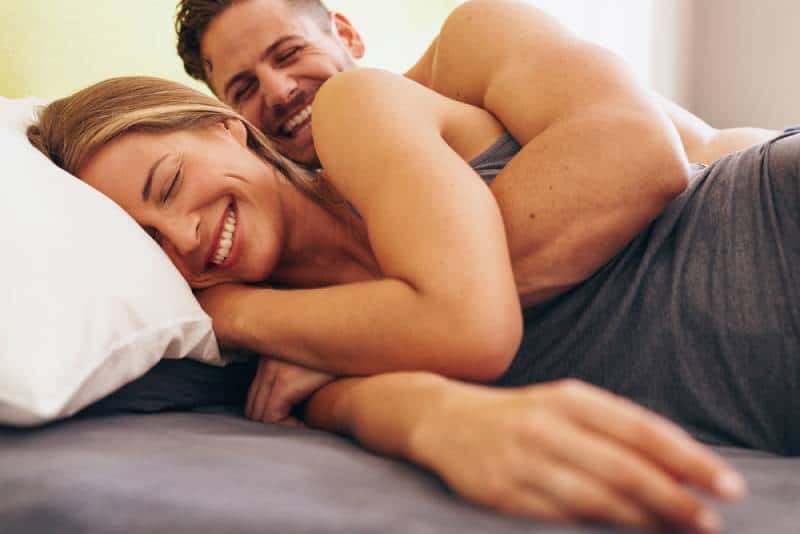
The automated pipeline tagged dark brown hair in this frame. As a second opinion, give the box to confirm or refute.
[176,0,331,85]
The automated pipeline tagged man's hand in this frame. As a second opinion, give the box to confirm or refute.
[246,357,335,426]
[411,379,745,532]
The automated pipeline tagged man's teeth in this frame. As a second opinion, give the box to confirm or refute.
[212,208,237,265]
[282,105,312,135]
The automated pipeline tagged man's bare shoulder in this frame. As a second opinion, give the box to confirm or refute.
[414,0,571,104]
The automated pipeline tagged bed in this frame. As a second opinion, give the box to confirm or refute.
[2,359,799,534]
[4,90,800,534]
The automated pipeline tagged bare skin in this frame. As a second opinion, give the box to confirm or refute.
[198,1,691,369]
[27,0,766,527]
[404,5,778,167]
[153,0,762,528]
[201,0,777,173]
[655,95,778,164]
[79,84,743,530]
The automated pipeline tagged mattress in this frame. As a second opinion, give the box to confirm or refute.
[2,359,799,533]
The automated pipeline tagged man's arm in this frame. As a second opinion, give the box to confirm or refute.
[657,95,779,164]
[408,12,778,171]
[416,0,690,302]
[303,374,744,530]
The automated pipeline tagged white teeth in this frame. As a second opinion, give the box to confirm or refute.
[282,105,312,135]
[211,207,237,265]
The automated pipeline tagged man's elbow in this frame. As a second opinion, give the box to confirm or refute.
[655,151,691,204]
[633,120,691,210]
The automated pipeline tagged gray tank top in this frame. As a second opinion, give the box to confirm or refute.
[470,131,800,454]
[468,132,521,182]
[93,132,799,456]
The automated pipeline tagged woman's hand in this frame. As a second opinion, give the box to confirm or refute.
[245,356,335,426]
[410,379,744,532]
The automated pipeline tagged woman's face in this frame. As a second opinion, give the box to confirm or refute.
[79,119,286,288]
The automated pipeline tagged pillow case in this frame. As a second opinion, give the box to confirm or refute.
[0,96,223,426]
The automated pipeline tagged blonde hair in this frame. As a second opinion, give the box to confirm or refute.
[27,76,334,203]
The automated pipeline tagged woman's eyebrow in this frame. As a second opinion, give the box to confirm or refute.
[142,154,170,202]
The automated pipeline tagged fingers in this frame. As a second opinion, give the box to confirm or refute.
[488,484,572,523]
[245,361,305,427]
[521,413,711,531]
[244,357,265,418]
[278,416,306,428]
[516,451,657,529]
[272,369,335,413]
[546,381,746,502]
[246,358,278,422]
[246,359,335,424]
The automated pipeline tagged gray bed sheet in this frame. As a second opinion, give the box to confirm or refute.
[1,405,799,534]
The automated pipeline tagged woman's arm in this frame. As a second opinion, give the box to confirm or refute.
[202,69,522,381]
[303,374,744,531]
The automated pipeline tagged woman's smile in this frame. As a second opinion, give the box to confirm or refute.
[207,200,242,271]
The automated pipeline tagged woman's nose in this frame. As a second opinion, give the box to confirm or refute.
[161,215,202,258]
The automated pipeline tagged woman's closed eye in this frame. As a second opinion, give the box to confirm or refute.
[160,163,183,205]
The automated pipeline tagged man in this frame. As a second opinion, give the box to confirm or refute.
[174,0,681,402]
[173,2,767,528]
[176,0,777,168]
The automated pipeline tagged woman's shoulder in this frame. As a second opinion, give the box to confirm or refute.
[311,68,448,160]
[314,68,442,115]
[313,68,505,163]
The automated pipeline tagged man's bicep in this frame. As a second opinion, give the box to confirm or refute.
[429,0,580,108]
[484,40,664,145]
[432,0,663,141]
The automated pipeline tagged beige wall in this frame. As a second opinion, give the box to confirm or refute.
[649,0,695,107]
[686,0,800,129]
[0,1,204,98]
[529,0,798,130]
[4,1,793,128]
[0,0,461,99]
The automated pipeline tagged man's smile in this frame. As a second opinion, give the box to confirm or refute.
[281,104,313,136]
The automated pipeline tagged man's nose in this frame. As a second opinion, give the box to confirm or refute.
[256,66,298,109]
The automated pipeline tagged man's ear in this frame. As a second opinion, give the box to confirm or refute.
[222,118,248,146]
[331,12,365,60]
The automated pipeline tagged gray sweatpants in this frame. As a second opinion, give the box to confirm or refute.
[500,131,800,454]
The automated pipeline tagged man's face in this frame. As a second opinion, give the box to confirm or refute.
[201,0,363,165]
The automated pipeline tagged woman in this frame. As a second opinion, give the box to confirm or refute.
[31,73,795,532]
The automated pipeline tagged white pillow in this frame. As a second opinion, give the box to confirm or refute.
[0,97,224,426]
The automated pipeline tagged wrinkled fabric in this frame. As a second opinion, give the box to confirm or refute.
[500,132,799,454]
